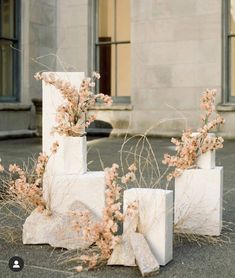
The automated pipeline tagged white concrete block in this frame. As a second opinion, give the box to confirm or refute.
[123,188,173,266]
[46,136,87,176]
[23,201,99,250]
[197,149,215,169]
[42,72,84,155]
[130,232,160,277]
[192,132,216,169]
[43,171,106,218]
[108,236,136,267]
[174,167,223,236]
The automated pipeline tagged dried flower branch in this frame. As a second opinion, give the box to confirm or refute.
[0,141,59,214]
[34,72,112,137]
[162,89,225,181]
[68,163,137,272]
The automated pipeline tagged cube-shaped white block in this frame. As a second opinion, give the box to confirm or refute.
[174,167,223,236]
[42,72,85,155]
[46,136,87,176]
[124,188,173,266]
[192,132,216,169]
[43,171,106,218]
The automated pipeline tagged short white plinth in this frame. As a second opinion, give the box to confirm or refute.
[174,167,223,236]
[192,132,216,169]
[46,136,87,176]
[123,188,173,266]
[43,171,106,219]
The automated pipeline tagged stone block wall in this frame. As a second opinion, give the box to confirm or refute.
[130,0,222,135]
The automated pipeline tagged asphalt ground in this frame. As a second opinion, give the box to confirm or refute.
[0,136,234,278]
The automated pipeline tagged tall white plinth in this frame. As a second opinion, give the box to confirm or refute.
[123,188,173,266]
[174,167,223,236]
[42,72,85,155]
[46,136,87,176]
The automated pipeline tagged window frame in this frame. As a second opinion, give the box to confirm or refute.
[0,0,20,102]
[93,0,131,104]
[222,0,235,103]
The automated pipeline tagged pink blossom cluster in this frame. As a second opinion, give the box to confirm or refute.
[121,163,137,183]
[72,163,123,270]
[0,159,4,173]
[163,89,225,181]
[7,158,47,212]
[34,72,112,136]
[73,163,137,271]
[0,142,59,213]
[200,89,216,121]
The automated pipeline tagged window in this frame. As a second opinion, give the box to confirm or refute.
[0,0,20,102]
[95,0,131,102]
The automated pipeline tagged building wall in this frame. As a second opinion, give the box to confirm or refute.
[27,0,57,101]
[93,0,229,137]
[2,0,235,138]
[20,0,90,101]
[56,0,90,74]
[0,0,91,136]
[130,0,222,136]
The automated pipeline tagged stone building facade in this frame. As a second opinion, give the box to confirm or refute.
[0,0,235,138]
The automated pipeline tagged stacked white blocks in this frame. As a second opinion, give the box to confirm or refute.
[123,188,173,266]
[174,146,223,236]
[42,72,106,218]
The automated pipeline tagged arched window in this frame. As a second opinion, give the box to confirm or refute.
[94,0,131,102]
[0,0,20,102]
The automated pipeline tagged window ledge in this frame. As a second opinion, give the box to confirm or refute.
[217,103,235,112]
[90,104,133,111]
[0,103,31,111]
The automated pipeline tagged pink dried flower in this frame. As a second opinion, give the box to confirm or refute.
[163,89,225,181]
[92,71,101,79]
[4,142,59,213]
[73,163,125,271]
[128,163,137,172]
[0,163,4,173]
[50,141,59,154]
[35,72,111,136]
[75,266,83,272]
[121,172,136,184]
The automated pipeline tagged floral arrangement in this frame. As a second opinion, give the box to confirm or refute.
[162,89,225,181]
[0,141,59,214]
[71,163,137,272]
[34,72,112,136]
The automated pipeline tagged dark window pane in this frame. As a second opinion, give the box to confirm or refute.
[1,0,15,38]
[97,0,131,97]
[0,40,13,97]
[230,38,235,97]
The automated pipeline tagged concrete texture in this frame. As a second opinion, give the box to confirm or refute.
[175,167,223,236]
[0,136,234,277]
[124,188,173,265]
